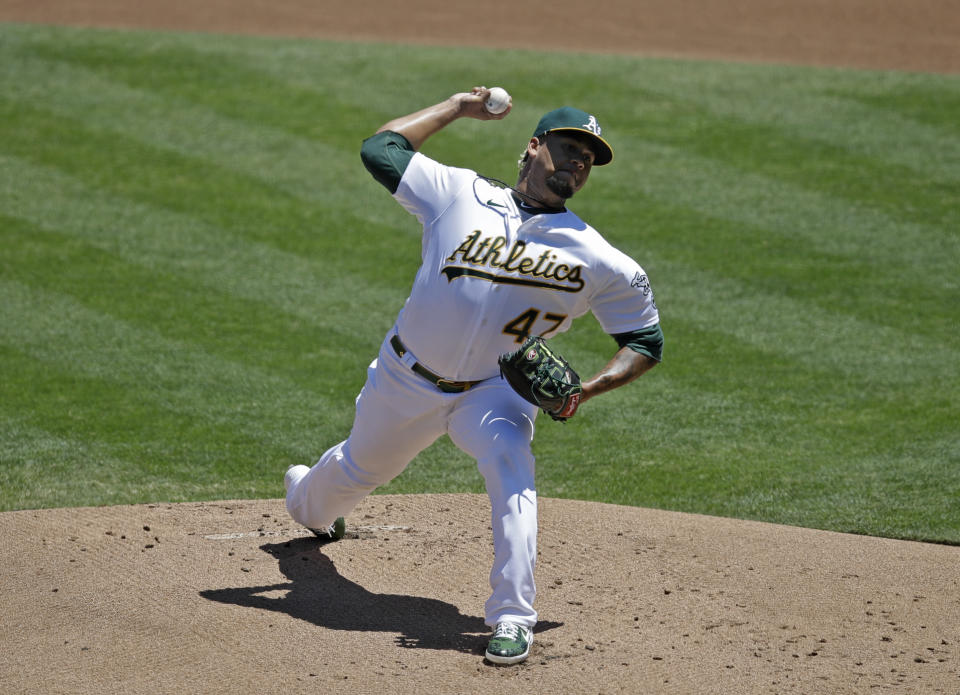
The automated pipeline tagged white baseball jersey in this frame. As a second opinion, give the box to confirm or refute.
[393,152,659,381]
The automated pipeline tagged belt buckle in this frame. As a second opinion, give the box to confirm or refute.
[436,378,468,393]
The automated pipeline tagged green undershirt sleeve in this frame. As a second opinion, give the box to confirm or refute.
[360,130,416,194]
[612,323,664,362]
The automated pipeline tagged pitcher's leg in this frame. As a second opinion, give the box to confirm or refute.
[286,352,446,531]
[285,438,395,530]
[448,385,540,628]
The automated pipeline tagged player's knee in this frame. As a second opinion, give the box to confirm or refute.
[475,431,535,486]
[341,439,412,487]
[486,408,534,443]
[478,422,532,462]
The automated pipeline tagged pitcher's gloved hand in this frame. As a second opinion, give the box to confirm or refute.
[498,336,582,422]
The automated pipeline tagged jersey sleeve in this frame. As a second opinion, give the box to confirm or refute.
[361,130,475,226]
[612,324,664,362]
[392,153,476,226]
[360,130,416,194]
[590,249,661,336]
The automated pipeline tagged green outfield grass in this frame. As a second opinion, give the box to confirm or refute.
[1,23,958,543]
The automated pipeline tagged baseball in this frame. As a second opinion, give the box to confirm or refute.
[485,87,511,115]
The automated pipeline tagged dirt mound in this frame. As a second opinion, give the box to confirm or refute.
[3,494,958,693]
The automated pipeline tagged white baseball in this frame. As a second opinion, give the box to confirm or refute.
[484,87,511,115]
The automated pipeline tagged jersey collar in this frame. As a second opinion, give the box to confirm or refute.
[511,192,567,215]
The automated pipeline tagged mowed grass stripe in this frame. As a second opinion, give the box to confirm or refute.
[600,141,957,345]
[612,139,955,277]
[0,152,403,349]
[616,92,958,231]
[1,215,366,394]
[0,413,253,510]
[602,196,944,339]
[0,48,404,230]
[0,95,417,290]
[7,23,959,191]
[0,29,525,198]
[9,28,955,290]
[216,32,960,179]
[15,181,930,469]
[0,45,419,349]
[607,194,956,349]
[12,27,381,149]
[538,318,960,542]
[0,351,289,507]
[537,284,957,514]
[0,278,346,462]
[552,309,957,469]
[539,276,956,466]
[612,60,960,181]
[535,366,960,541]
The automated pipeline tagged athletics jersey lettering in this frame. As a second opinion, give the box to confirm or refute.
[443,230,585,293]
[386,151,658,380]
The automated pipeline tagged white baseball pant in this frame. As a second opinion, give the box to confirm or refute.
[285,331,541,629]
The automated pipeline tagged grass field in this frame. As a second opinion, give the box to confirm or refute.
[1,23,958,543]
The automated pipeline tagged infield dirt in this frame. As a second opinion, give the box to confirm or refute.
[5,495,960,694]
[1,1,959,693]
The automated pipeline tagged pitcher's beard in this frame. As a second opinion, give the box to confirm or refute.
[545,173,575,200]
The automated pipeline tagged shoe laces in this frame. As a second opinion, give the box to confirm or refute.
[493,622,522,640]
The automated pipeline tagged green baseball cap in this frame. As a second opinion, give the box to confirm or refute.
[533,106,614,166]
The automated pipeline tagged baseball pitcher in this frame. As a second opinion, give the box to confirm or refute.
[284,87,663,665]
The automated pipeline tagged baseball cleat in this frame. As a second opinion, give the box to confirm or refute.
[284,465,345,542]
[309,516,346,541]
[485,621,533,665]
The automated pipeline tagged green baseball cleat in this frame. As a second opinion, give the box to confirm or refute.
[284,465,345,542]
[485,622,533,665]
[309,516,345,541]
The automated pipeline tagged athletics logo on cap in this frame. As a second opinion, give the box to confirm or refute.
[583,115,601,136]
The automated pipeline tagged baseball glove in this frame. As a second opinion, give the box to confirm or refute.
[498,336,582,421]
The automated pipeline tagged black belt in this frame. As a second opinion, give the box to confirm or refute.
[390,335,482,394]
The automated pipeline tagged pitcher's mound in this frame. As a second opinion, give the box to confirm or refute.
[3,494,958,694]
